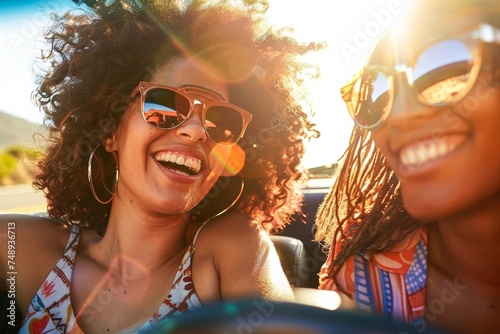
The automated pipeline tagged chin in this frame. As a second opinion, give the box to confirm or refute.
[402,199,449,222]
[405,207,436,221]
[404,201,470,224]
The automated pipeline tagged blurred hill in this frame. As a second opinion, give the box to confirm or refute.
[0,112,43,185]
[0,111,42,149]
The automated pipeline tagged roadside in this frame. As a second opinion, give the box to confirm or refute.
[0,183,47,213]
[0,162,336,214]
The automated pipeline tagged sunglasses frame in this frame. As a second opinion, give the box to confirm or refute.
[134,81,253,145]
[341,23,500,130]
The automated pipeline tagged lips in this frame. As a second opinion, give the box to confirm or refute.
[399,135,466,168]
[155,151,202,175]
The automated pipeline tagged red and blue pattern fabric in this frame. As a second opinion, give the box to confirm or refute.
[319,226,428,327]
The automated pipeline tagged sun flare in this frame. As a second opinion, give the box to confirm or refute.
[267,0,412,168]
[0,0,412,169]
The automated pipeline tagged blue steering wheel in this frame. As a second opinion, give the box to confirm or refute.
[143,298,447,334]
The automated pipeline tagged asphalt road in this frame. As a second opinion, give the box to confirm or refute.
[0,184,47,213]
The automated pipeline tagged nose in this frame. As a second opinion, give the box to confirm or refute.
[386,69,438,127]
[176,103,207,143]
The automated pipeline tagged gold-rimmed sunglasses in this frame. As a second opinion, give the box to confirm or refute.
[341,23,500,130]
[134,81,253,145]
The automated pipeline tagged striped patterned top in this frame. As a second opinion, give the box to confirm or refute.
[319,226,428,328]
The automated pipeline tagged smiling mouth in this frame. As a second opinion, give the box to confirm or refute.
[155,152,202,176]
[399,136,465,167]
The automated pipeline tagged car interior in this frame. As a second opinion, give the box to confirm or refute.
[273,188,329,290]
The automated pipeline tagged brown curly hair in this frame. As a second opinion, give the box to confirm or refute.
[33,0,322,233]
[314,0,500,297]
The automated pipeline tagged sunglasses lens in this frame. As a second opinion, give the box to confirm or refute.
[346,70,391,128]
[143,88,191,129]
[143,86,245,144]
[205,106,243,144]
[414,39,475,105]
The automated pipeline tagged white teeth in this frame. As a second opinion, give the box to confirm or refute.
[155,152,201,174]
[400,138,459,167]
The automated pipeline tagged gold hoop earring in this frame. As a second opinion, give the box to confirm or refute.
[191,174,244,221]
[88,143,119,205]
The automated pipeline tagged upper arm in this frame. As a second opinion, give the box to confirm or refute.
[0,213,70,307]
[318,248,358,310]
[0,214,31,293]
[194,213,294,303]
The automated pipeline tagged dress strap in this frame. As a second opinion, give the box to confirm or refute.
[66,224,81,250]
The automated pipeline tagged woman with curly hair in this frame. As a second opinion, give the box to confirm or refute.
[315,0,500,333]
[0,0,320,332]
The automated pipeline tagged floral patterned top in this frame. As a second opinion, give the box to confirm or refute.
[319,226,428,328]
[19,225,204,334]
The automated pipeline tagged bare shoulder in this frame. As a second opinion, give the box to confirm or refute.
[0,213,71,253]
[195,211,275,258]
[0,213,72,306]
[192,211,293,302]
[198,211,269,244]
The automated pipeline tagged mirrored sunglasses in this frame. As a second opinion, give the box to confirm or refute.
[134,81,253,145]
[341,23,500,130]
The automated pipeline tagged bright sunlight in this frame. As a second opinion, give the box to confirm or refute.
[267,0,411,167]
[0,0,411,168]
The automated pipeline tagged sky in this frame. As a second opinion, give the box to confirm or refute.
[0,0,410,168]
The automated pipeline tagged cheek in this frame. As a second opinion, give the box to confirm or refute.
[114,113,159,172]
[468,102,500,197]
[371,130,396,166]
[113,103,142,144]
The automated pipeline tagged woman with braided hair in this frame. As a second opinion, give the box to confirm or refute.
[315,0,500,333]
